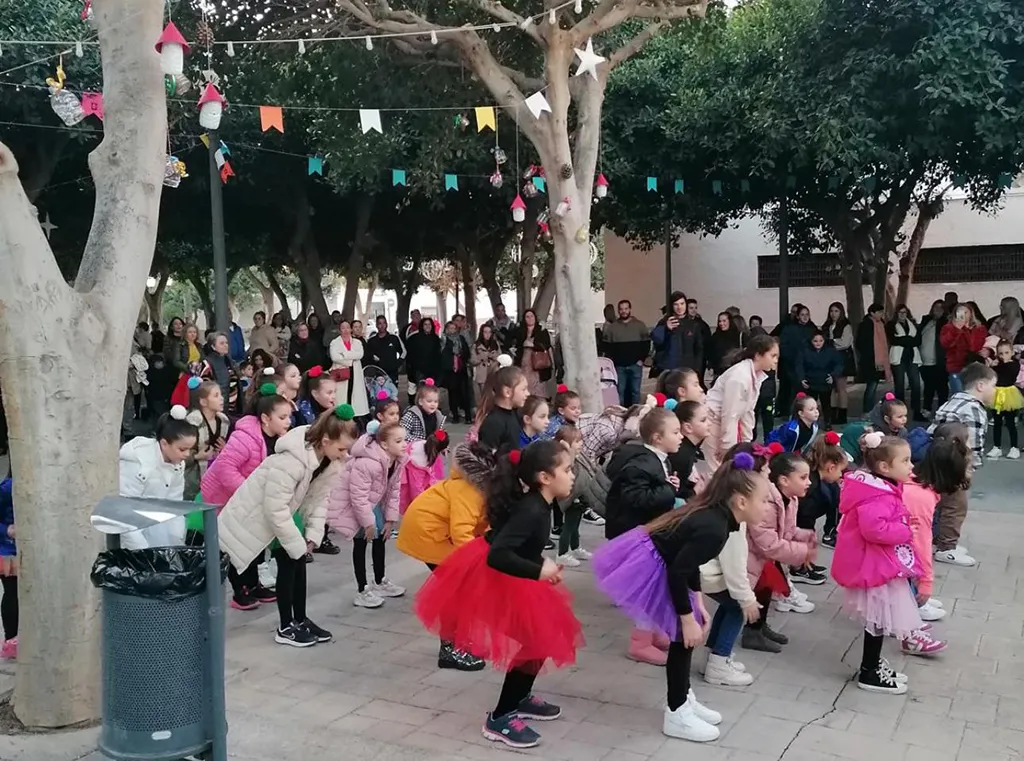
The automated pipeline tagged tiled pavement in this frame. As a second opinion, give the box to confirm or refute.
[5,449,1024,761]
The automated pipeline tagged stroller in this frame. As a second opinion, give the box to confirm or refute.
[598,357,620,408]
[364,365,399,403]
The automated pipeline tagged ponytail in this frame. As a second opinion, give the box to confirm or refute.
[475,366,525,425]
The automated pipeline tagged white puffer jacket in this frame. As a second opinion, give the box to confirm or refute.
[218,425,342,571]
[118,437,187,550]
[699,523,756,605]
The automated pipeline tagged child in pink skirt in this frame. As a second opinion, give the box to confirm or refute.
[831,432,922,695]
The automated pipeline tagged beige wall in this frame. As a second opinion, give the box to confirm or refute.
[604,190,1024,328]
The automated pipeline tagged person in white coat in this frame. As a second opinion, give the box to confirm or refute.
[118,406,197,550]
[329,318,369,417]
[218,405,359,648]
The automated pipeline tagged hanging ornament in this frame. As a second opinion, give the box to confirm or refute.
[575,0,583,12]
[430,30,438,44]
[595,173,609,199]
[297,40,305,55]
[522,180,539,199]
[195,20,215,48]
[453,113,470,130]
[573,38,606,80]
[575,227,589,244]
[511,194,526,223]
[560,163,573,180]
[554,197,571,217]
[50,88,86,126]
[492,146,507,165]
[523,164,537,179]
[197,83,227,130]
[164,73,192,97]
[39,212,58,240]
[490,170,503,189]
[155,22,190,76]
[365,36,374,50]
[81,0,93,21]
[163,155,188,188]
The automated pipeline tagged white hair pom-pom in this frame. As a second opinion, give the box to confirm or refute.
[862,431,884,449]
[644,394,657,409]
[497,353,513,368]
[170,405,188,421]
[263,367,276,376]
[366,420,381,435]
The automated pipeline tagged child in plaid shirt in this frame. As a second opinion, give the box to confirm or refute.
[926,362,996,567]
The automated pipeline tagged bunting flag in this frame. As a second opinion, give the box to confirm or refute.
[785,175,797,190]
[475,106,496,132]
[999,173,1014,189]
[214,148,226,168]
[260,106,284,132]
[524,92,551,119]
[646,176,657,192]
[532,176,546,192]
[712,180,722,195]
[219,141,230,156]
[392,169,407,186]
[359,109,382,134]
[674,179,684,194]
[199,133,211,148]
[80,92,103,120]
[308,155,323,176]
[444,173,458,191]
[220,160,234,184]
[862,176,878,193]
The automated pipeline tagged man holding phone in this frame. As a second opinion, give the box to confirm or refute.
[651,291,704,377]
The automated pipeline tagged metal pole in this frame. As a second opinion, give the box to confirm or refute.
[778,195,790,326]
[664,219,673,307]
[203,509,228,761]
[208,129,230,333]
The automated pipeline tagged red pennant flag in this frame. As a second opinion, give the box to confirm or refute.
[259,105,284,133]
[220,160,235,184]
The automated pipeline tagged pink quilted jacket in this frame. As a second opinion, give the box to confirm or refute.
[328,434,407,539]
[831,471,920,590]
[746,482,815,587]
[902,481,938,598]
[200,416,267,506]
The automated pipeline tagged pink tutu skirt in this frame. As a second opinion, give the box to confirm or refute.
[842,578,922,639]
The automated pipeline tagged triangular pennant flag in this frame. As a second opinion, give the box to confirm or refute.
[475,106,496,132]
[532,176,546,192]
[392,169,407,187]
[81,92,104,120]
[712,180,723,195]
[220,160,234,184]
[219,141,230,156]
[199,133,211,148]
[674,179,684,194]
[524,92,551,119]
[646,177,657,192]
[260,106,284,133]
[740,179,750,193]
[444,174,458,191]
[952,175,966,189]
[214,148,225,168]
[308,156,323,176]
[359,109,382,134]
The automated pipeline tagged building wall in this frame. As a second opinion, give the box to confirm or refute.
[604,190,1024,328]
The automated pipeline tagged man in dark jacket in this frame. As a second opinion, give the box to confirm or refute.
[651,291,704,376]
[365,315,406,384]
[603,300,650,406]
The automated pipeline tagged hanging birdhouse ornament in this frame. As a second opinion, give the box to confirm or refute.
[155,22,190,76]
[491,146,507,165]
[50,88,86,125]
[165,73,191,97]
[554,196,571,217]
[197,83,227,130]
[521,180,539,199]
[490,170,503,189]
[511,194,526,223]
[163,155,188,188]
[595,173,609,199]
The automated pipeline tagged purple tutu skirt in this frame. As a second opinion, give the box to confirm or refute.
[593,527,701,641]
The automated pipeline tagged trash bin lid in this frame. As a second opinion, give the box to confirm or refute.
[90,496,220,535]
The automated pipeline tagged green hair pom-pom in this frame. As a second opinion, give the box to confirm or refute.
[334,403,355,421]
[259,382,278,397]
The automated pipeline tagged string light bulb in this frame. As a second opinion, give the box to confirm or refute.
[297,39,305,54]
[226,41,235,56]
[548,9,556,24]
[430,30,438,44]
[492,23,501,32]
[520,17,533,30]
[575,0,583,12]
[365,36,373,50]
[75,41,83,57]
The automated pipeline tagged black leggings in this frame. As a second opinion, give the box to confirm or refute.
[993,411,1019,448]
[666,642,694,711]
[353,536,386,592]
[860,630,884,675]
[272,548,307,629]
[1,577,16,640]
[746,587,773,630]
[493,662,542,717]
[228,557,260,598]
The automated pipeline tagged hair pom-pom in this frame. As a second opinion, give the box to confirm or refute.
[653,392,668,407]
[307,366,323,378]
[508,450,521,465]
[434,429,448,442]
[263,367,276,377]
[497,354,513,368]
[187,376,202,390]
[170,405,188,421]
[644,394,657,409]
[766,442,785,455]
[664,398,678,411]
[366,420,380,435]
[863,431,884,449]
[424,377,435,387]
[884,392,896,401]
[795,391,807,399]
[733,452,756,471]
[824,431,841,446]
[334,403,355,421]
[258,382,277,397]
[556,384,569,394]
[376,389,389,400]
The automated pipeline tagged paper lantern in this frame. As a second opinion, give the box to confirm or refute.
[155,22,190,76]
[595,173,609,198]
[511,194,526,223]
[197,83,226,130]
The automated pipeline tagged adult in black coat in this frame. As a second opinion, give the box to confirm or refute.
[651,292,704,376]
[365,315,406,384]
[287,322,326,374]
[405,316,444,387]
[604,440,676,540]
[705,312,743,380]
[440,321,473,423]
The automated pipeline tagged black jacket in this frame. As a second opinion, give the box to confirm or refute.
[365,332,405,382]
[288,336,325,374]
[854,317,881,382]
[441,334,471,381]
[604,441,676,539]
[405,331,444,384]
[651,315,704,375]
[706,329,741,377]
[796,470,840,531]
[486,492,552,580]
[478,407,522,452]
[668,438,703,500]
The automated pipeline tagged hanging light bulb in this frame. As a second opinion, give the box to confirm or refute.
[365,36,373,50]
[548,9,556,24]
[226,41,235,56]
[575,0,583,12]
[75,41,84,57]
[492,23,500,32]
[430,30,438,44]
[297,39,306,54]
[520,17,533,30]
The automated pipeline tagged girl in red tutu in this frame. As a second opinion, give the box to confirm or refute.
[414,439,581,749]
[594,452,769,743]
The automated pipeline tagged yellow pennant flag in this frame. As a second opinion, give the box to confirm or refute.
[199,133,211,148]
[475,106,496,133]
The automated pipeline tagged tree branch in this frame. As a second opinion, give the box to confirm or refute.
[609,22,667,68]
[474,0,544,47]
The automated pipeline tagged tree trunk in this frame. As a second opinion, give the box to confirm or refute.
[0,0,165,727]
[288,189,330,322]
[264,267,292,322]
[341,195,375,319]
[532,260,557,323]
[300,280,311,319]
[477,253,503,314]
[434,291,448,325]
[361,274,379,322]
[895,199,940,307]
[871,258,888,313]
[187,273,216,329]
[842,245,866,325]
[460,252,477,334]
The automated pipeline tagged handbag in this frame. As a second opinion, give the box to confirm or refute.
[330,366,351,382]
[531,349,552,372]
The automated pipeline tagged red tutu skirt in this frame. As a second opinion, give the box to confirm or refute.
[414,537,584,673]
[756,561,790,596]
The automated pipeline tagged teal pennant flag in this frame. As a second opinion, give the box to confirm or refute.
[674,179,684,194]
[444,173,458,191]
[392,169,407,187]
[307,156,323,176]
[646,177,657,192]
[532,176,545,192]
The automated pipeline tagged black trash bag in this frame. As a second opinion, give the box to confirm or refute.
[90,547,230,601]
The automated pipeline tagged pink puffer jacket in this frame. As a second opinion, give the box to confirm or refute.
[747,482,815,587]
[831,471,919,590]
[328,434,407,539]
[200,416,267,506]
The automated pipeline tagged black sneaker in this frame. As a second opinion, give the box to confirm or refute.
[302,618,333,643]
[858,662,908,694]
[791,567,827,585]
[543,540,556,551]
[581,508,605,526]
[550,526,562,539]
[438,641,486,671]
[251,585,277,603]
[304,552,314,564]
[516,695,561,721]
[810,562,827,573]
[821,529,837,548]
[314,536,342,555]
[763,624,789,645]
[275,622,317,648]
[741,628,782,653]
[230,590,259,611]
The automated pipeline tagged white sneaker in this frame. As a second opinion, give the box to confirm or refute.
[987,446,1003,459]
[918,601,946,622]
[956,544,970,555]
[557,552,581,568]
[370,578,406,598]
[354,589,384,608]
[572,547,593,561]
[1009,447,1021,460]
[789,587,809,603]
[927,597,944,609]
[774,592,815,614]
[687,690,722,725]
[935,547,976,567]
[703,654,753,687]
[662,701,719,742]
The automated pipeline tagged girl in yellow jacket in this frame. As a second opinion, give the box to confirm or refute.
[397,442,496,671]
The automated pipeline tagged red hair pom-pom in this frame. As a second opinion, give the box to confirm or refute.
[766,442,785,455]
[435,430,448,442]
[376,389,389,400]
[653,392,667,407]
[556,384,569,394]
[884,392,896,401]
[425,378,435,387]
[508,450,521,465]
[307,366,323,378]
[824,431,841,446]
[795,391,807,399]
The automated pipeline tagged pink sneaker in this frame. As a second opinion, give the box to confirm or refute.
[902,630,947,657]
[1,637,18,660]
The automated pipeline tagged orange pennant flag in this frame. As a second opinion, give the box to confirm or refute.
[259,105,284,133]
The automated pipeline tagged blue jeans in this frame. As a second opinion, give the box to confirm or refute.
[616,364,642,407]
[948,372,963,394]
[706,591,745,657]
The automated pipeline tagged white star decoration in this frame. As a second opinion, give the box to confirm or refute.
[39,212,57,240]
[573,38,606,81]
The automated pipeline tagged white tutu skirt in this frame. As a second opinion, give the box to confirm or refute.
[842,578,922,639]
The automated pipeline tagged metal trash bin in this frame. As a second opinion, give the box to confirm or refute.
[90,497,229,761]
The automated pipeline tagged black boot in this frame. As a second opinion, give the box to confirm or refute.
[741,627,782,653]
[438,640,486,671]
[763,624,789,645]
